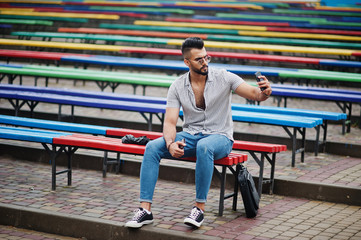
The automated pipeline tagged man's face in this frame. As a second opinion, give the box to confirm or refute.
[184,47,209,76]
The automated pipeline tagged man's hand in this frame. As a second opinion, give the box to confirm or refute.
[257,75,272,98]
[168,140,186,158]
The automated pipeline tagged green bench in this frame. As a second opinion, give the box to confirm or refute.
[0,64,175,93]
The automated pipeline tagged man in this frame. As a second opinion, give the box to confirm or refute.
[125,37,272,228]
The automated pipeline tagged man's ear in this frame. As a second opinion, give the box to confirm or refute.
[184,58,190,67]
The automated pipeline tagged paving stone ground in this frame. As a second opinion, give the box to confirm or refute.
[0,156,360,240]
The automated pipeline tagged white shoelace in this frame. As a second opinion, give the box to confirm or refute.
[132,209,146,221]
[189,207,201,219]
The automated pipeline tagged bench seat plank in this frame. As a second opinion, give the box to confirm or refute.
[232,103,347,121]
[0,126,70,143]
[0,114,112,135]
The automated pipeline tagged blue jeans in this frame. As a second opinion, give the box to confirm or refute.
[139,131,233,203]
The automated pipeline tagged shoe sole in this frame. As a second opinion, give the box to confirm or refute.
[184,218,203,228]
[125,219,154,228]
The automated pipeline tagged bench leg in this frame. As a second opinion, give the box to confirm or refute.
[269,153,276,194]
[232,165,240,211]
[103,151,108,178]
[42,144,66,191]
[283,127,306,167]
[64,146,77,187]
[300,128,306,163]
[218,166,227,217]
[314,125,320,156]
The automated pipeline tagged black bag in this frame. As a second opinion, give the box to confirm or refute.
[121,134,150,145]
[238,165,260,218]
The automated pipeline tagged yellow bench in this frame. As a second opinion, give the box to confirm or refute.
[134,20,361,42]
[0,38,357,57]
[167,39,355,56]
[0,10,119,20]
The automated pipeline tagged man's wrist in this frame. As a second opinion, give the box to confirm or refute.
[167,141,174,151]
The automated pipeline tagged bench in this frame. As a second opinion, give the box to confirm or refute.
[214,13,361,30]
[11,31,361,50]
[0,86,166,131]
[2,57,360,92]
[0,18,53,26]
[2,38,361,72]
[0,84,324,167]
[270,85,361,133]
[133,20,361,42]
[0,63,175,94]
[0,125,246,216]
[165,17,361,36]
[0,114,286,197]
[0,10,120,20]
[192,15,361,31]
[2,47,361,72]
[0,14,89,23]
[231,103,347,153]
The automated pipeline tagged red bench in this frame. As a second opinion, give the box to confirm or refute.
[106,128,287,195]
[51,133,247,216]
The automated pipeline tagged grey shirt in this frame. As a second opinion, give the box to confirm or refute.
[166,67,244,140]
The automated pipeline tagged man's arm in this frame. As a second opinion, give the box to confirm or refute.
[163,107,185,158]
[234,75,272,101]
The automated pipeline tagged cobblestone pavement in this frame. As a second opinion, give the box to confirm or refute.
[0,156,360,240]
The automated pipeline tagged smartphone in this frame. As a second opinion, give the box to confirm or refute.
[255,71,266,91]
[179,138,185,149]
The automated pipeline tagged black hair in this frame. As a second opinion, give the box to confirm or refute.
[181,37,204,57]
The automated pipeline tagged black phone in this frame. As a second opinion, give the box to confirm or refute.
[179,138,185,149]
[255,71,266,91]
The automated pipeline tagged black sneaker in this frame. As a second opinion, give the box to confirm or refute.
[184,206,204,228]
[125,208,154,228]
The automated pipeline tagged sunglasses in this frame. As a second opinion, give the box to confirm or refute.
[187,55,211,65]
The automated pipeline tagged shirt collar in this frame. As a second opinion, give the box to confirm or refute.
[185,67,213,86]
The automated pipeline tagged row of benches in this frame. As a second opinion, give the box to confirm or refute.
[3,46,361,73]
[0,62,359,133]
[164,17,361,36]
[2,35,361,61]
[1,62,359,132]
[0,114,289,216]
[12,30,361,50]
[3,2,360,30]
[0,83,348,167]
[1,52,361,92]
[132,20,361,42]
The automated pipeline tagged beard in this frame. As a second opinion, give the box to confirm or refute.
[193,65,208,76]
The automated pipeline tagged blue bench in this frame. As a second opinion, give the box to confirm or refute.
[0,84,326,167]
[270,84,361,133]
[59,55,361,85]
[2,56,360,90]
[0,87,166,131]
[231,103,347,154]
[2,49,361,71]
